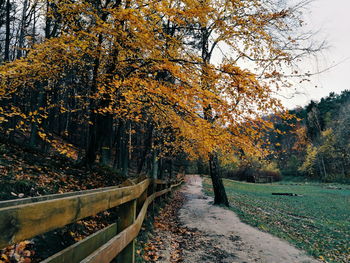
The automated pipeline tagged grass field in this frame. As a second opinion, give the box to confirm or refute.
[203,178,350,263]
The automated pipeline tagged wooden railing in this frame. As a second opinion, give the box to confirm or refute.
[0,177,183,263]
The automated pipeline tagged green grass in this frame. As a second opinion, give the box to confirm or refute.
[203,178,350,263]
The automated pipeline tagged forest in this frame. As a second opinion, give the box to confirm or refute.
[0,1,349,263]
[224,90,350,184]
[267,90,350,183]
[0,0,326,206]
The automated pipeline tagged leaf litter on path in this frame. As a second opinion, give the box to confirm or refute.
[141,191,201,262]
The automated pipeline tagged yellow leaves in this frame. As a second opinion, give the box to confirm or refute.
[37,130,78,159]
[38,131,47,140]
[0,116,7,123]
[0,0,299,163]
[51,140,78,160]
[28,110,38,117]
[292,126,308,151]
[321,128,333,138]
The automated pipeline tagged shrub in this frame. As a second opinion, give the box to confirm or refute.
[223,161,282,183]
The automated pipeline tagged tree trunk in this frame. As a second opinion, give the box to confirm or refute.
[199,23,230,206]
[208,153,229,206]
[95,103,115,167]
[99,115,113,166]
[114,120,129,176]
[121,122,129,177]
[4,0,10,61]
[86,111,98,165]
[137,125,153,174]
[203,104,229,207]
[45,1,60,39]
[152,151,158,179]
[45,0,51,39]
[31,1,37,48]
[17,0,28,59]
[168,159,173,178]
[158,158,164,179]
[85,29,103,166]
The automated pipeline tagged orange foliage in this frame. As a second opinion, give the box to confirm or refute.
[0,0,309,160]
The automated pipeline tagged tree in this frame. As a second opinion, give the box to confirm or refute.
[0,0,322,193]
[2,0,11,61]
[268,90,350,182]
[173,0,320,205]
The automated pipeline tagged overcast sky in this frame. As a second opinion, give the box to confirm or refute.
[281,0,350,109]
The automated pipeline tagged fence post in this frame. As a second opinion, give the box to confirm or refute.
[137,189,148,214]
[116,199,137,263]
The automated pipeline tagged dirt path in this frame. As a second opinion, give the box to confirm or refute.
[176,174,321,263]
[144,174,321,263]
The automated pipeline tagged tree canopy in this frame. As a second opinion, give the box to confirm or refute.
[0,0,320,204]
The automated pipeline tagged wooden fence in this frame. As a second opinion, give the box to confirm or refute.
[0,177,183,263]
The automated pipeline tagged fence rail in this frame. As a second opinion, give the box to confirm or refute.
[0,177,183,263]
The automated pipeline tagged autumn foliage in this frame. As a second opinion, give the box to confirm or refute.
[0,0,312,163]
[0,0,321,211]
[0,0,323,261]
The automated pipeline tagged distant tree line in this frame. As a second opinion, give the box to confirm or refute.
[268,90,350,182]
